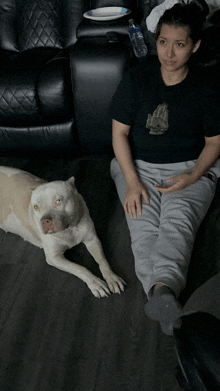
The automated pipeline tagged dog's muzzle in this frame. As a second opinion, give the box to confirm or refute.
[41,215,69,234]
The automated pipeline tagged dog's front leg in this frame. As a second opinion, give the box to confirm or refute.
[43,246,112,298]
[84,237,126,294]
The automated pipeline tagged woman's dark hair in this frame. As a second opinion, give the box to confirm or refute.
[155,0,209,44]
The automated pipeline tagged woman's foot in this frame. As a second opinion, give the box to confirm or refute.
[144,285,182,335]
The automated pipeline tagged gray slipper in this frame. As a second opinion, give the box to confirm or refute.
[144,286,182,335]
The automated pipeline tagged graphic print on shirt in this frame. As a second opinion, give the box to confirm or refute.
[146,103,169,135]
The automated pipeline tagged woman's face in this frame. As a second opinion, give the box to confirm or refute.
[157,24,201,73]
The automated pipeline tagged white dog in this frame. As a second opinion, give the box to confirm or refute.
[0,166,125,298]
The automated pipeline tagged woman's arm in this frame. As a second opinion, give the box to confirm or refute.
[112,119,149,219]
[191,135,220,180]
[155,135,220,194]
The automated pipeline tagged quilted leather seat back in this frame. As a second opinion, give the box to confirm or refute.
[0,0,90,52]
[18,0,63,51]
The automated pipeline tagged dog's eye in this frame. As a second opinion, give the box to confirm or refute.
[34,205,39,211]
[55,198,63,205]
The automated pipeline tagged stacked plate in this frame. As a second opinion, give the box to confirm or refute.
[83,7,131,21]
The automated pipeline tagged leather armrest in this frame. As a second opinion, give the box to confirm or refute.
[76,16,131,39]
[70,37,131,156]
[38,56,73,122]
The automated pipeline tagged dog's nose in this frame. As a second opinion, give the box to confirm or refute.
[41,216,58,234]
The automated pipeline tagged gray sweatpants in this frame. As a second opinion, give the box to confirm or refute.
[110,158,218,298]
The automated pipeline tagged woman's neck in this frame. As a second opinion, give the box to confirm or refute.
[161,66,189,86]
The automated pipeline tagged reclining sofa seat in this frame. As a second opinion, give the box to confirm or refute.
[0,0,90,157]
[0,0,145,158]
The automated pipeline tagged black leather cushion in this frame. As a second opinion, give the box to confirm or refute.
[0,120,80,158]
[18,0,63,51]
[0,0,90,52]
[0,49,73,126]
[0,0,90,132]
[0,0,18,51]
[0,56,42,126]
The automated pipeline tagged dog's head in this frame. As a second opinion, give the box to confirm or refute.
[30,177,80,235]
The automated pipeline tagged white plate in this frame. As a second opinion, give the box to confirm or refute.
[83,7,131,21]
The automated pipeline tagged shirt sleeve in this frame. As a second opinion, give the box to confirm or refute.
[110,71,136,126]
[202,78,220,137]
[203,103,220,138]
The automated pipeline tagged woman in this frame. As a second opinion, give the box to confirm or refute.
[110,0,220,335]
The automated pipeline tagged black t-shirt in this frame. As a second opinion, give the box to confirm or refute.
[111,56,220,164]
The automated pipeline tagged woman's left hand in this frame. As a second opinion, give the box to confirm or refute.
[154,173,198,194]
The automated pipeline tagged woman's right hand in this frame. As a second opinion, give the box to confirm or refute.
[124,179,150,219]
[112,120,149,219]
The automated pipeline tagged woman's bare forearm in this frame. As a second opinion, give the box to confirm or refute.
[155,135,220,194]
[112,119,150,216]
[112,119,139,185]
[191,135,220,181]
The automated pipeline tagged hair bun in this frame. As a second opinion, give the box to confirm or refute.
[156,0,209,43]
[189,0,209,20]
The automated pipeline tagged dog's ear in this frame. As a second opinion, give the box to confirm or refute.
[30,185,39,192]
[67,176,75,186]
[30,179,47,192]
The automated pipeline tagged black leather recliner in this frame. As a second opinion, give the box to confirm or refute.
[0,0,144,157]
[0,0,90,157]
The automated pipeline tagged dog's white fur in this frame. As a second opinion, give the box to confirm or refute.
[0,166,125,297]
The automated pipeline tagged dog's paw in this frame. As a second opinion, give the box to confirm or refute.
[87,277,112,299]
[104,272,126,294]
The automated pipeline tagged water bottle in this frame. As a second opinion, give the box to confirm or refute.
[128,19,148,59]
